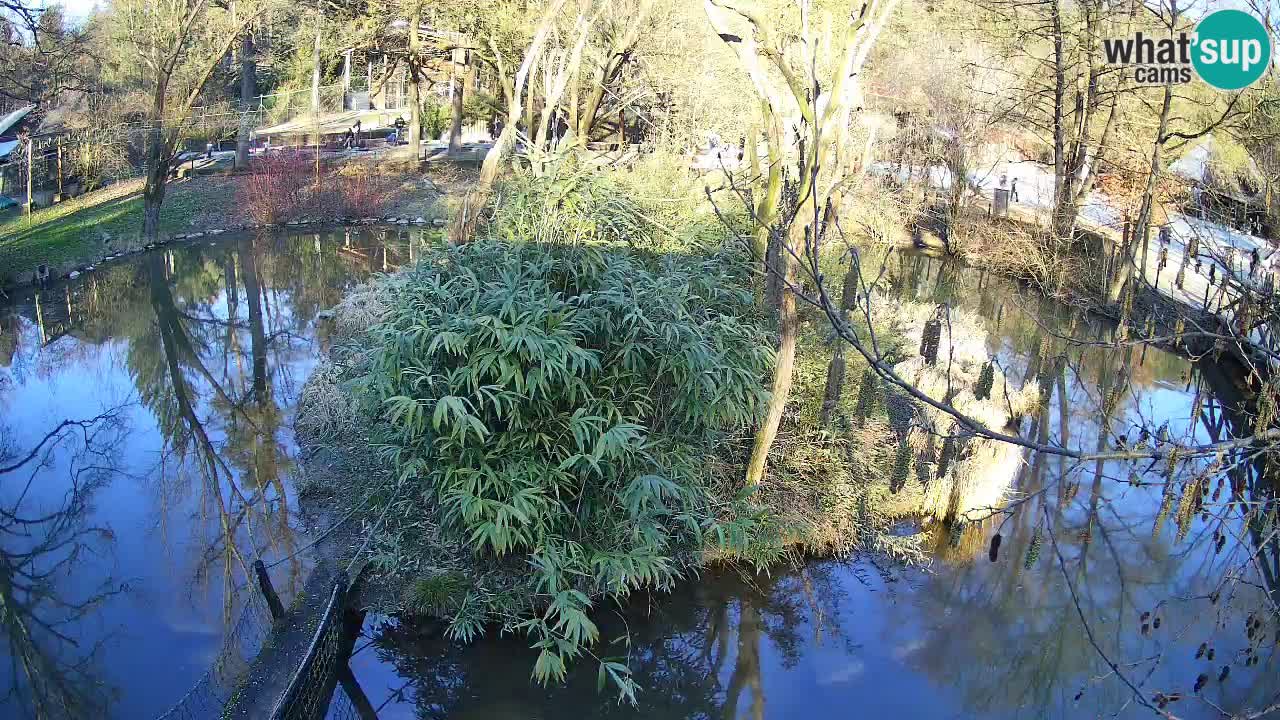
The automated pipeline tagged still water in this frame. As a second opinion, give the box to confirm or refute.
[1,234,1275,719]
[343,252,1278,719]
[0,227,434,719]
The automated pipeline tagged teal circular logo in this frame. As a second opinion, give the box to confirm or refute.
[1192,10,1272,90]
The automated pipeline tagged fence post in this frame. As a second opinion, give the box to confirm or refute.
[26,137,34,214]
[254,559,287,620]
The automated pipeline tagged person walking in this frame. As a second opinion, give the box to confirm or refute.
[1009,177,1019,203]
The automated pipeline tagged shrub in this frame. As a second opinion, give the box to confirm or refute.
[358,241,772,696]
[321,165,397,219]
[239,151,313,225]
[485,165,654,246]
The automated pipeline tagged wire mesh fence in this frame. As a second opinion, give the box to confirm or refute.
[152,596,276,720]
[254,85,347,128]
[269,572,353,720]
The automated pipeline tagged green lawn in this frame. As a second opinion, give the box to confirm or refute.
[0,176,241,278]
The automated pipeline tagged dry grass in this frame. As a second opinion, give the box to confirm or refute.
[950,214,1103,299]
[330,276,398,347]
[295,364,360,443]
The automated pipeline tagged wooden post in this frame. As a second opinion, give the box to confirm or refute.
[343,49,352,93]
[26,137,34,214]
[254,559,287,620]
[56,139,64,200]
[34,291,46,344]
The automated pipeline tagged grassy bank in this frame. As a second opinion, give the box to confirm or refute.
[0,159,466,287]
[0,177,242,283]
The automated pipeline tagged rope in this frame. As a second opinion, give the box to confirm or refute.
[262,491,375,570]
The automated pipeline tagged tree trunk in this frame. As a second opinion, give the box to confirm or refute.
[448,124,515,244]
[408,6,422,156]
[142,127,168,242]
[756,108,784,293]
[447,0,568,244]
[236,31,256,170]
[310,15,322,113]
[745,221,802,487]
[1049,0,1068,246]
[448,50,465,154]
[1107,85,1171,303]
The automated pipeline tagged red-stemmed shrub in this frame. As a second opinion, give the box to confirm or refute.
[238,151,314,225]
[314,165,397,219]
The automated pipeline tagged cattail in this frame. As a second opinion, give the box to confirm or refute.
[854,368,881,424]
[1175,477,1202,542]
[1194,673,1208,693]
[988,533,1002,562]
[921,317,942,365]
[1153,488,1174,539]
[1102,382,1124,419]
[938,435,957,479]
[1024,528,1043,569]
[1218,665,1230,683]
[975,361,995,401]
[890,436,911,493]
[1196,643,1207,659]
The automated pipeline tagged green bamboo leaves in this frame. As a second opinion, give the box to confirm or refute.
[362,241,772,694]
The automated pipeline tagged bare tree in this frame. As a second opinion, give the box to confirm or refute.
[705,0,900,487]
[110,0,266,242]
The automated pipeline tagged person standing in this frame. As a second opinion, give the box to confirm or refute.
[1009,177,1019,202]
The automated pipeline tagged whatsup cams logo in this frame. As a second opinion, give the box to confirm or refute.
[1103,9,1272,89]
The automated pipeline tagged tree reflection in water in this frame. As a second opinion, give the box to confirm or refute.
[359,563,855,720]
[0,412,128,719]
[0,226,434,718]
[888,251,1280,719]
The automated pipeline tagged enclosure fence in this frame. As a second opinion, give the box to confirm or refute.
[269,572,360,720]
[152,594,276,720]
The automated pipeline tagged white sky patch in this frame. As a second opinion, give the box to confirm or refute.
[50,0,103,24]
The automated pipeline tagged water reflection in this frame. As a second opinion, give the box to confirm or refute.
[0,226,436,719]
[351,563,859,720]
[0,411,125,720]
[350,251,1277,720]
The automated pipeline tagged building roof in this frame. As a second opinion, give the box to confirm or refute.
[1169,136,1264,204]
[0,105,36,138]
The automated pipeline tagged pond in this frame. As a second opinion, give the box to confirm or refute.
[0,233,1275,719]
[0,226,437,719]
[341,252,1277,719]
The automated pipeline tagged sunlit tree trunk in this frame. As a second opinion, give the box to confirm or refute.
[310,10,322,114]
[408,4,422,155]
[449,0,568,244]
[448,50,465,154]
[236,30,256,170]
[1108,85,1171,303]
[746,217,803,486]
